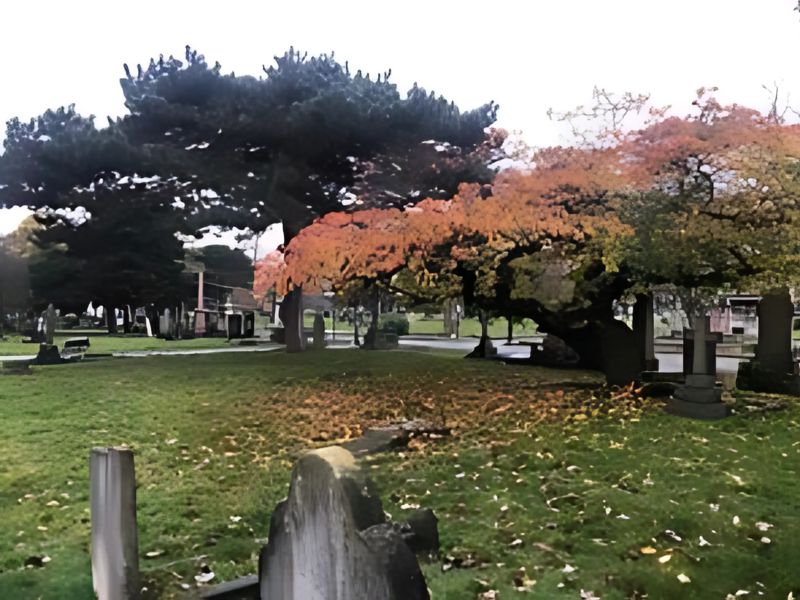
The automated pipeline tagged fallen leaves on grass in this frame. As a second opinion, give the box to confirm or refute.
[221,369,659,457]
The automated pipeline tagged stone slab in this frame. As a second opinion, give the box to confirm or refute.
[200,575,259,599]
[666,397,731,420]
[673,385,723,404]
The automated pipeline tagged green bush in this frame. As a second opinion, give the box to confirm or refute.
[61,313,79,329]
[378,312,409,336]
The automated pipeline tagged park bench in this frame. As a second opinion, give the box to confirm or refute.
[61,337,91,360]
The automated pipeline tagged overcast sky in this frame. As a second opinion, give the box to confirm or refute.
[1,0,798,244]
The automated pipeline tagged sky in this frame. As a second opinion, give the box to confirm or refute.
[1,0,799,246]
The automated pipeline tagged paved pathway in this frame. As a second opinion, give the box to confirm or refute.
[0,344,281,362]
[1,334,750,374]
[654,352,745,374]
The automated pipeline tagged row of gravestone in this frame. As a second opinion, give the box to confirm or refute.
[89,445,436,600]
[666,289,799,419]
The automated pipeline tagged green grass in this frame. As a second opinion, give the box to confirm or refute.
[302,314,354,332]
[0,334,234,356]
[0,350,798,599]
[300,312,538,338]
[408,315,537,338]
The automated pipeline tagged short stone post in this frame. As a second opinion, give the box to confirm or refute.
[90,447,140,600]
[667,315,729,419]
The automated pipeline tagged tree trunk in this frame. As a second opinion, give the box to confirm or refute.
[467,309,494,358]
[147,305,160,337]
[507,314,513,343]
[632,293,658,372]
[281,287,305,352]
[352,302,361,347]
[105,306,118,334]
[443,299,454,336]
[543,317,642,385]
[362,292,382,350]
[280,214,313,352]
[122,306,131,334]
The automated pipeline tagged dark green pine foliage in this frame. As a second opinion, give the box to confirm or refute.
[0,47,499,319]
[115,46,500,237]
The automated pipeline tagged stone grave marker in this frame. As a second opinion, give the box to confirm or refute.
[259,446,429,600]
[667,315,730,419]
[737,289,800,394]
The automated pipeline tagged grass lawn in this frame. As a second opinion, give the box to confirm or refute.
[0,334,234,356]
[301,312,538,338]
[407,315,538,338]
[0,350,798,599]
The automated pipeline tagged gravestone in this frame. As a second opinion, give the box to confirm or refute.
[756,290,793,372]
[45,303,56,345]
[667,315,730,419]
[90,447,140,600]
[35,304,62,365]
[159,309,173,340]
[736,289,800,394]
[259,446,429,600]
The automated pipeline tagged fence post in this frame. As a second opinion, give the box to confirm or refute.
[90,447,140,600]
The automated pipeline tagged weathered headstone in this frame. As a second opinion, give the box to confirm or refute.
[259,446,429,600]
[737,289,800,394]
[45,303,56,346]
[159,309,173,340]
[667,315,729,419]
[90,447,140,600]
[35,304,62,365]
[756,290,794,372]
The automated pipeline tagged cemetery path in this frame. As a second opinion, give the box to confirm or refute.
[2,335,748,374]
[400,336,748,373]
[656,352,744,373]
[0,344,282,363]
[111,345,281,358]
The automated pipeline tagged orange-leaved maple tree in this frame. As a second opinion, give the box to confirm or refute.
[256,93,800,383]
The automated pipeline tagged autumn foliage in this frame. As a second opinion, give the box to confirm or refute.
[256,94,800,325]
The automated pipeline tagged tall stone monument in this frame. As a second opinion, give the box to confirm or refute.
[667,315,730,419]
[737,289,800,394]
[36,303,62,364]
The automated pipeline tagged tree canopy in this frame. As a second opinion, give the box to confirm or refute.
[255,93,800,379]
[0,47,501,323]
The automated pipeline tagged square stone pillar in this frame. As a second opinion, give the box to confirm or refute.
[736,289,800,395]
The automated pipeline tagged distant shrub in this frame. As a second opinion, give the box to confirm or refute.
[379,312,409,336]
[61,313,79,329]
